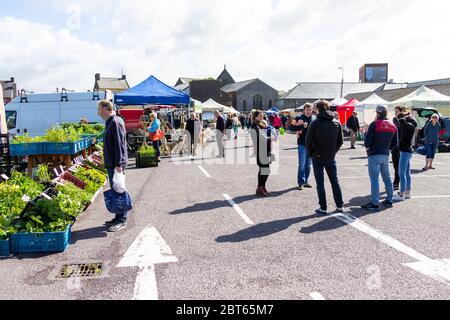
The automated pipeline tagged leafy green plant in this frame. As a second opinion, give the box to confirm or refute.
[139,144,157,157]
[36,164,51,184]
[61,123,104,135]
[44,126,81,143]
[11,134,43,144]
[70,166,106,195]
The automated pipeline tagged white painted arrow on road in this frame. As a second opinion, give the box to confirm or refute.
[117,226,178,300]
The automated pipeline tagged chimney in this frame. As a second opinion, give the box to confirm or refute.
[121,74,126,80]
[10,77,14,83]
[95,73,101,81]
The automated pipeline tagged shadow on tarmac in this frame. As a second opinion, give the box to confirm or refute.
[216,214,320,243]
[299,193,391,234]
[168,188,298,215]
[71,226,108,244]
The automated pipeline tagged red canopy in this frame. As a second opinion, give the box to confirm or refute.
[336,98,359,125]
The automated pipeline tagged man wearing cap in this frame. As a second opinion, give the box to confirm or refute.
[346,112,360,149]
[362,105,397,211]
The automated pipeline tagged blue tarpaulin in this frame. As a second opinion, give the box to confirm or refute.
[114,75,190,105]
[266,107,280,114]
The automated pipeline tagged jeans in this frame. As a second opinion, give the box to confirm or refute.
[297,145,311,186]
[425,143,437,159]
[107,168,129,223]
[152,140,160,158]
[399,151,412,193]
[368,155,394,205]
[312,158,344,211]
[391,148,400,187]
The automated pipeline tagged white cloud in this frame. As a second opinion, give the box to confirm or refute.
[1,0,450,93]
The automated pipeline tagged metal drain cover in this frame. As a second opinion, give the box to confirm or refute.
[56,263,103,279]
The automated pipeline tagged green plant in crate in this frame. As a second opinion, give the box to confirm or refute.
[57,182,92,207]
[139,144,157,157]
[36,164,51,184]
[7,171,46,199]
[0,215,16,240]
[70,167,106,195]
[0,184,24,239]
[44,126,82,143]
[11,134,43,144]
[0,184,25,218]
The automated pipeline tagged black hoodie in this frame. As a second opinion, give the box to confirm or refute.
[306,110,344,160]
[398,115,417,153]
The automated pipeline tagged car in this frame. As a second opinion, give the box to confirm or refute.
[412,107,450,147]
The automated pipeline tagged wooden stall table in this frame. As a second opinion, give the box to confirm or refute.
[27,153,77,176]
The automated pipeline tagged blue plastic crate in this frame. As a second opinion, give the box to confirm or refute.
[0,239,10,257]
[80,138,89,149]
[10,225,72,254]
[82,134,102,144]
[42,140,84,155]
[10,143,43,156]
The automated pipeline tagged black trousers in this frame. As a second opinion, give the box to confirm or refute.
[391,148,400,187]
[258,166,270,187]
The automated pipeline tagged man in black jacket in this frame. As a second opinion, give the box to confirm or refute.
[97,100,129,232]
[306,100,344,215]
[215,111,225,158]
[185,113,201,156]
[346,112,360,149]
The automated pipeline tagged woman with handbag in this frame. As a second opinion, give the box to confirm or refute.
[250,111,272,197]
[148,112,163,162]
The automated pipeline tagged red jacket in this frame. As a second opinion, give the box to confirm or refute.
[273,116,282,128]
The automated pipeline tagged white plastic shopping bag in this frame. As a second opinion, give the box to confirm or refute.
[112,170,127,193]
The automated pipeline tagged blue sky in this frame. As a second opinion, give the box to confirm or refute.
[1,0,450,93]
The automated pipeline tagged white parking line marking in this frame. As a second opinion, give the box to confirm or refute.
[309,292,326,300]
[411,195,450,199]
[223,194,255,225]
[332,213,450,285]
[340,175,450,179]
[118,226,178,300]
[198,165,211,178]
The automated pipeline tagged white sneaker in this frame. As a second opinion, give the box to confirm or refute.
[393,194,405,202]
[336,207,344,213]
[405,194,411,199]
[315,208,328,215]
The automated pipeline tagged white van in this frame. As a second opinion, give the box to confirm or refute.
[5,90,113,137]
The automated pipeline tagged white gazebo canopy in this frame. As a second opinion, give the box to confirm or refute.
[355,93,390,124]
[330,98,348,107]
[201,99,229,112]
[224,106,240,115]
[389,85,450,115]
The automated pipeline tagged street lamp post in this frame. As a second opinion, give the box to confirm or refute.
[338,67,344,98]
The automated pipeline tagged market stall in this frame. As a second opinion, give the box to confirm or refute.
[330,98,348,107]
[0,149,107,257]
[355,93,390,124]
[114,75,191,159]
[336,98,359,125]
[389,85,450,116]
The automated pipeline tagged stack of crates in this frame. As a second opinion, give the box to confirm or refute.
[0,134,11,175]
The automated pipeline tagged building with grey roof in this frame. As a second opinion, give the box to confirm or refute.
[277,82,384,109]
[94,73,130,93]
[222,78,278,112]
[344,78,450,102]
[174,66,278,111]
[0,77,17,105]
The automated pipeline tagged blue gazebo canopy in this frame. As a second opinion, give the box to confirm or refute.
[265,107,280,114]
[114,75,190,105]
